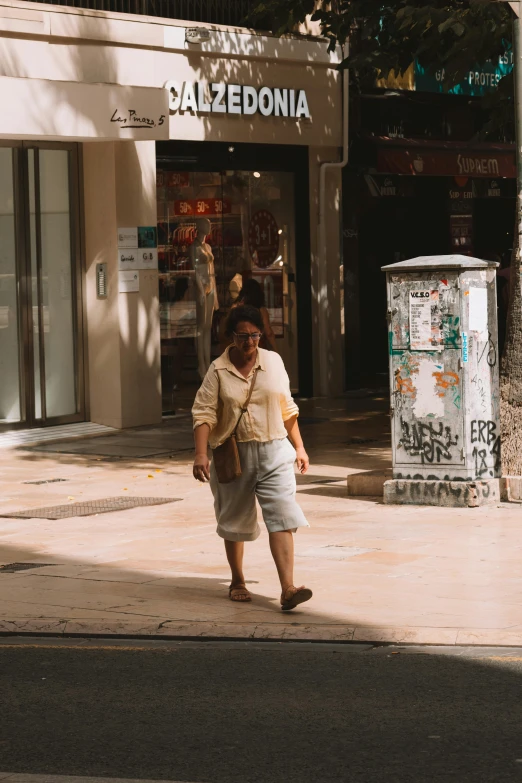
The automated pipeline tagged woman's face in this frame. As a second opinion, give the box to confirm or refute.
[232,320,262,359]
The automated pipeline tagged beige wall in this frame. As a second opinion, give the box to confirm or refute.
[83,140,161,428]
[0,1,342,148]
[0,0,346,418]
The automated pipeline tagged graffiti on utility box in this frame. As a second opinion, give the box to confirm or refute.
[398,416,459,464]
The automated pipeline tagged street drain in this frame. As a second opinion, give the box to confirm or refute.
[0,562,57,573]
[1,496,181,520]
[23,478,68,486]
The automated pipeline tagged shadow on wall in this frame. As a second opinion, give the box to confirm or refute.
[0,20,343,409]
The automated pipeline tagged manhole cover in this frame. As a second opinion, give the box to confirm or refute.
[0,563,57,573]
[1,496,181,520]
[23,478,68,486]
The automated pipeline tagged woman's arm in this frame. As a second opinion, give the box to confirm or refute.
[193,424,211,482]
[192,367,219,482]
[261,307,278,352]
[284,415,309,474]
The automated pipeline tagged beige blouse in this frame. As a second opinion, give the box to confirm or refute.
[192,347,299,449]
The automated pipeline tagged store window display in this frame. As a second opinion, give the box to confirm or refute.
[157,168,297,413]
[192,217,219,379]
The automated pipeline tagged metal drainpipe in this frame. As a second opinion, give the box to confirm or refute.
[317,62,349,396]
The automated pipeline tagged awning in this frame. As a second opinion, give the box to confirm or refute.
[374,137,516,179]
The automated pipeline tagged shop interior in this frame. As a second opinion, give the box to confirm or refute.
[156,142,311,415]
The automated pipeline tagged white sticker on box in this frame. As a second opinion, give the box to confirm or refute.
[468,287,488,338]
[409,290,432,350]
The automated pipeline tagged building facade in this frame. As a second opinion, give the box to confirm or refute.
[0,0,344,430]
[343,82,516,390]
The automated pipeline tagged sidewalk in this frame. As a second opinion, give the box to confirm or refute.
[0,396,521,646]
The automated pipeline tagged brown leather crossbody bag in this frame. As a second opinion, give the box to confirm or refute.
[212,368,259,484]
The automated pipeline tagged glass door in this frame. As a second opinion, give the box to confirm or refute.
[0,143,84,430]
[156,167,298,415]
[0,147,22,424]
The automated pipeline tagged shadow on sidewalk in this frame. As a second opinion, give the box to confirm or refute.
[0,536,521,783]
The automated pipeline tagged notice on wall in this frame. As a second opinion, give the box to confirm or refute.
[118,271,139,293]
[117,227,138,248]
[137,248,158,270]
[118,249,138,272]
[118,227,158,270]
[409,290,433,350]
[468,287,488,338]
[138,226,157,248]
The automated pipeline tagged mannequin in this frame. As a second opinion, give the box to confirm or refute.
[191,218,219,379]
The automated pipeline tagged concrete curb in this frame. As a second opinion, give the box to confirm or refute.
[0,619,521,646]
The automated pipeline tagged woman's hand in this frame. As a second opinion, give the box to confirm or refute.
[193,453,210,482]
[295,446,309,475]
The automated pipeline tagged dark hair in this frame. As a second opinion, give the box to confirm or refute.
[225,305,263,337]
[237,278,265,309]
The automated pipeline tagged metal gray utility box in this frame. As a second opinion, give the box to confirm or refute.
[382,254,500,507]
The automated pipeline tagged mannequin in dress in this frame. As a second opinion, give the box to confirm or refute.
[191,218,219,379]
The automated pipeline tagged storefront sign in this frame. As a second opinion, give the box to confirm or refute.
[165,80,310,119]
[415,51,513,96]
[249,210,280,268]
[0,77,170,141]
[379,53,513,96]
[377,146,516,179]
[473,178,513,198]
[110,108,166,130]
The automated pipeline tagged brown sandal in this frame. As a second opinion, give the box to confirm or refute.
[281,585,313,611]
[229,583,252,602]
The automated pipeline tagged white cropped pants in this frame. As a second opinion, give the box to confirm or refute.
[209,438,310,542]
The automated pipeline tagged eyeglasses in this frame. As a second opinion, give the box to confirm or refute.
[233,332,262,342]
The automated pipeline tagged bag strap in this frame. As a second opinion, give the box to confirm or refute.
[232,366,259,436]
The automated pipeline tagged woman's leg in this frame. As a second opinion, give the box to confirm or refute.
[269,531,312,609]
[268,530,294,593]
[224,540,250,601]
[224,540,246,586]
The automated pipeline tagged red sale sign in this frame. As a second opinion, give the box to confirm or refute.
[172,200,194,216]
[171,198,231,217]
[167,172,191,188]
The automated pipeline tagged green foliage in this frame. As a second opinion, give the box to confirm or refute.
[248,1,513,91]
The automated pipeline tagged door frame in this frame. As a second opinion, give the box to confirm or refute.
[156,140,313,397]
[0,141,85,432]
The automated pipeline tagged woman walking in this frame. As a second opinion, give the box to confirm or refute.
[235,279,278,351]
[192,305,312,611]
[218,278,278,353]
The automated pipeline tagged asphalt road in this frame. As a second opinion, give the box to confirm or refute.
[1,639,522,783]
